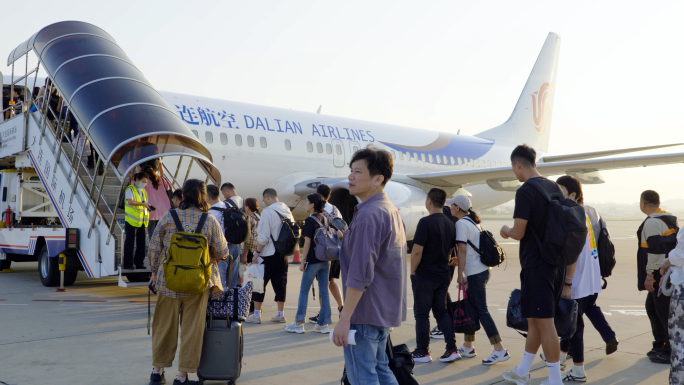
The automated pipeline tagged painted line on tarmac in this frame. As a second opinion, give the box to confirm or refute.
[0,303,28,306]
[33,299,108,303]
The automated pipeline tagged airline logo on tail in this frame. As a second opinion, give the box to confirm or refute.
[531,82,552,135]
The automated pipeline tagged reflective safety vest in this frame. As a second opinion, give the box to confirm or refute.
[124,185,149,227]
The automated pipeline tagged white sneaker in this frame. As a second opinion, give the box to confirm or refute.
[246,314,261,324]
[458,344,477,358]
[271,315,287,323]
[284,322,305,334]
[313,324,330,334]
[411,350,432,363]
[562,367,587,382]
[482,349,511,365]
[501,366,531,385]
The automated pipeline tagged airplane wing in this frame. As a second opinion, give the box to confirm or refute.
[539,143,682,163]
[406,152,684,190]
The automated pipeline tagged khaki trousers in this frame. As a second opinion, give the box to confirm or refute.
[152,290,210,373]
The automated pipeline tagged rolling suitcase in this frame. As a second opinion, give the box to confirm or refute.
[197,286,244,385]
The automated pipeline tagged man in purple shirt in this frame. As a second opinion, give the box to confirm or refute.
[332,146,407,384]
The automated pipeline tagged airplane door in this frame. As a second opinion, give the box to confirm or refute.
[332,139,345,168]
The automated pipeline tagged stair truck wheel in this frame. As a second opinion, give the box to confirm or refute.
[63,267,78,286]
[0,259,10,270]
[38,245,59,287]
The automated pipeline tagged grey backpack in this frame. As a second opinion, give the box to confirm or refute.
[310,215,341,261]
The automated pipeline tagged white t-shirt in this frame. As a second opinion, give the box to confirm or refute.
[228,195,243,210]
[455,217,489,277]
[571,216,603,299]
[324,202,343,219]
[208,201,227,230]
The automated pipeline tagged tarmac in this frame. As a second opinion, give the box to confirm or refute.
[0,219,670,384]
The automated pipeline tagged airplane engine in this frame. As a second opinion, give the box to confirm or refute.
[383,181,428,240]
[327,181,427,241]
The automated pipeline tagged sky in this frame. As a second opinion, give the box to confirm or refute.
[1,0,683,205]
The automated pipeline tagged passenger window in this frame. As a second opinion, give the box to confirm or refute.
[487,160,491,167]
[421,154,426,162]
[443,155,448,164]
[205,131,213,144]
[307,141,313,152]
[326,143,332,154]
[285,139,292,151]
[247,136,255,147]
[391,150,396,159]
[399,152,404,161]
[353,146,359,153]
[317,143,323,153]
[336,144,342,155]
[450,156,455,165]
[260,137,267,148]
[413,153,418,162]
[192,130,199,138]
[235,134,243,146]
[436,155,441,164]
[220,133,228,145]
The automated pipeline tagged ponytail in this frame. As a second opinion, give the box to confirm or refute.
[467,210,481,224]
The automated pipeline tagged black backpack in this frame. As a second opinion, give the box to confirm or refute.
[463,217,506,267]
[526,179,587,267]
[596,219,616,289]
[270,211,301,256]
[221,199,250,244]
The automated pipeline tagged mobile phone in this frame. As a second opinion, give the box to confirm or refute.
[304,262,309,271]
[658,286,663,297]
[148,281,157,295]
[148,205,156,211]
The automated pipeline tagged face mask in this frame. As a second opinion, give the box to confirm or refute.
[137,182,147,189]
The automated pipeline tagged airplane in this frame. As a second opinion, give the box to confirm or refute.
[154,32,684,240]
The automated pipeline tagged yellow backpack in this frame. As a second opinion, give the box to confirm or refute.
[163,210,212,295]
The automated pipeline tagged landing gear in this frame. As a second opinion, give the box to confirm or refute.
[0,259,11,271]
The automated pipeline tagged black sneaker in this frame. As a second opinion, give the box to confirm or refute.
[149,371,166,385]
[606,338,619,355]
[650,353,671,364]
[309,313,320,324]
[411,349,432,363]
[172,379,199,385]
[647,347,662,357]
[430,325,444,339]
[439,348,462,363]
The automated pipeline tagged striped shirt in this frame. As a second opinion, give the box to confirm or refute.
[148,206,229,298]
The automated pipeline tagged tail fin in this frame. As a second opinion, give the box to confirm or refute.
[476,32,561,154]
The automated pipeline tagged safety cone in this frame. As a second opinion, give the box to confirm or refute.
[291,246,301,264]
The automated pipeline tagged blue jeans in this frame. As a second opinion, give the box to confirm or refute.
[219,243,242,288]
[295,262,332,325]
[465,269,502,344]
[343,324,398,385]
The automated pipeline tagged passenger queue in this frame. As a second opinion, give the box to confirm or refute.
[119,144,682,385]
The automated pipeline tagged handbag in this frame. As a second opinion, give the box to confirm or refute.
[506,289,579,340]
[206,282,253,322]
[451,285,480,334]
[206,257,253,322]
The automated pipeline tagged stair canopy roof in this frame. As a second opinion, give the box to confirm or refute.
[8,21,219,182]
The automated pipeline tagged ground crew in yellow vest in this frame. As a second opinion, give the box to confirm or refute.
[124,171,151,270]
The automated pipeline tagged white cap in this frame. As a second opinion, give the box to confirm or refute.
[445,195,471,213]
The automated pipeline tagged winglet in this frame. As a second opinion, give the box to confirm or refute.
[316,105,322,114]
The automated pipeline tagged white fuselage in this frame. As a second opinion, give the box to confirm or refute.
[160,91,521,238]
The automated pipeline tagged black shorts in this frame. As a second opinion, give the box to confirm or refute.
[520,263,565,319]
[329,260,341,281]
[252,253,288,303]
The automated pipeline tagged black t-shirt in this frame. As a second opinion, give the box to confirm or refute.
[302,215,324,265]
[514,176,560,269]
[413,212,456,284]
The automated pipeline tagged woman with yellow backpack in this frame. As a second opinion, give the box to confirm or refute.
[147,179,229,385]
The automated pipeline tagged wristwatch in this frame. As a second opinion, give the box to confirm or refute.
[564,282,572,287]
